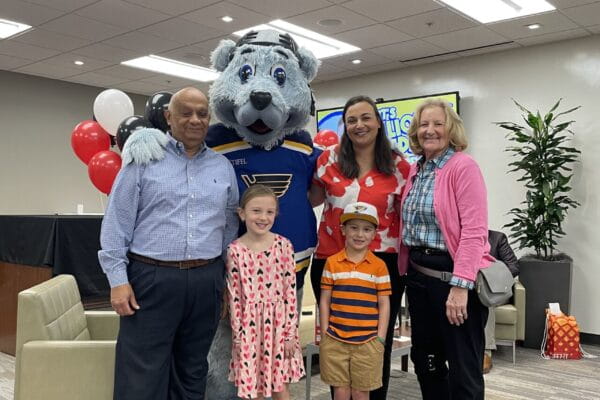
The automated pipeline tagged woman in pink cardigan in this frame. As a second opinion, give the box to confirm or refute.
[399,99,494,400]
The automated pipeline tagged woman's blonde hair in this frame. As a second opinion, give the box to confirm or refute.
[407,98,468,155]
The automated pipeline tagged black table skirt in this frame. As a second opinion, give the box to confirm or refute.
[0,215,109,299]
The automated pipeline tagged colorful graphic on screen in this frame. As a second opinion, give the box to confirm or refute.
[316,92,459,162]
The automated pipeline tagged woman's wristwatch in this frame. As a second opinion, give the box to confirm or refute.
[377,336,386,344]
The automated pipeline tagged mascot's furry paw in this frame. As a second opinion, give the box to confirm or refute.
[122,128,168,165]
[206,319,240,400]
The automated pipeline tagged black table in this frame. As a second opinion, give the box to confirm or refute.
[0,215,110,354]
[0,215,109,300]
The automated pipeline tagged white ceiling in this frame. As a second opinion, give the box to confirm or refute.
[1,0,598,95]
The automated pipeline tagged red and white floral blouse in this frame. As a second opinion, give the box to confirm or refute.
[312,145,411,259]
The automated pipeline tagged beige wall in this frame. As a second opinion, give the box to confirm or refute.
[312,34,600,335]
[0,70,146,214]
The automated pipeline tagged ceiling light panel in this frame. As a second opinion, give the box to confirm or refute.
[121,55,219,82]
[0,18,32,39]
[438,0,555,23]
[233,19,360,59]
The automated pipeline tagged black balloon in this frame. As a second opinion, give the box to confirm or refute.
[144,91,172,133]
[116,115,152,151]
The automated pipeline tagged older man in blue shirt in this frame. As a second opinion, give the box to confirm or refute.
[99,87,239,400]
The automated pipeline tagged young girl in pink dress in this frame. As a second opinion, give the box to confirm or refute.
[226,184,305,399]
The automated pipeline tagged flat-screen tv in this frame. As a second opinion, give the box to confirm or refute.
[316,91,459,162]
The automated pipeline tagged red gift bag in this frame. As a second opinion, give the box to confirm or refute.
[541,309,582,360]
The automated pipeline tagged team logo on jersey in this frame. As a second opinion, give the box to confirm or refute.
[241,174,292,198]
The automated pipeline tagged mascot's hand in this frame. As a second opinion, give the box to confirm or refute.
[122,128,168,165]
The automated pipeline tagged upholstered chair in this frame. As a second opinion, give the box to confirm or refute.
[14,274,119,400]
[495,280,526,363]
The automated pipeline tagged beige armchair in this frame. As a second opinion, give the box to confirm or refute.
[14,274,120,400]
[495,280,526,363]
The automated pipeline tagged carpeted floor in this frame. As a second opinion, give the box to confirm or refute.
[0,353,14,400]
[2,345,599,399]
[292,344,600,400]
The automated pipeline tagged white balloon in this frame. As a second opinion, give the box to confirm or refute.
[93,89,134,136]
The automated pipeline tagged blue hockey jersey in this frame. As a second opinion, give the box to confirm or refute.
[206,123,321,287]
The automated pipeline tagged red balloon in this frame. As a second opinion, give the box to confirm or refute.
[88,151,122,194]
[71,120,111,164]
[314,129,339,147]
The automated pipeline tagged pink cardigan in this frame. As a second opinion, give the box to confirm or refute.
[398,151,494,281]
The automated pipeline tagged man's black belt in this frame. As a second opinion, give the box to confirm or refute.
[128,252,218,269]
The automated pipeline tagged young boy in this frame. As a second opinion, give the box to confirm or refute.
[319,201,391,400]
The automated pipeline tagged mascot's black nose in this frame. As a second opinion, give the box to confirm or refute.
[250,91,272,111]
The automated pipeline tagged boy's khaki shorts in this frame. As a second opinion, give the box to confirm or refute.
[319,333,384,391]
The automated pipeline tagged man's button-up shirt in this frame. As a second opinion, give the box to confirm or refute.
[99,135,239,288]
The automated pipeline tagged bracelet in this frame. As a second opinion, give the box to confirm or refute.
[377,336,386,344]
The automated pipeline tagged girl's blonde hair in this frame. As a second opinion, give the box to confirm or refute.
[239,184,279,212]
[407,98,468,155]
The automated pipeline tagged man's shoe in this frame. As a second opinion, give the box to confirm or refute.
[483,354,493,374]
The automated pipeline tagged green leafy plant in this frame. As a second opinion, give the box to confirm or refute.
[496,99,580,260]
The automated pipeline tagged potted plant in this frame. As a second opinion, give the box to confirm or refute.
[496,99,580,348]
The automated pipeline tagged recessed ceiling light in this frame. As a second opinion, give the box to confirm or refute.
[222,16,233,23]
[0,18,32,39]
[74,60,84,66]
[527,23,541,29]
[121,55,219,82]
[438,0,555,23]
[233,19,360,59]
[351,59,362,64]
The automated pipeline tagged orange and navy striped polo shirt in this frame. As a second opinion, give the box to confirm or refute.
[321,249,391,344]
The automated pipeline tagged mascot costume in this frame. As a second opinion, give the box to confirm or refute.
[123,30,320,399]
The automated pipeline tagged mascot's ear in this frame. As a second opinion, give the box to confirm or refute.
[211,39,237,72]
[297,47,320,82]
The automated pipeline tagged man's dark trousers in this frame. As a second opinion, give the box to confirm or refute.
[113,258,224,400]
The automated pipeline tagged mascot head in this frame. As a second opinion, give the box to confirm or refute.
[209,30,320,150]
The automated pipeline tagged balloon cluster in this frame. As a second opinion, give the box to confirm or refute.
[313,129,339,149]
[70,90,172,194]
